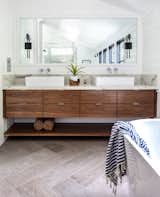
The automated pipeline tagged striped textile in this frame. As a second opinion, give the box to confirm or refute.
[106,121,150,194]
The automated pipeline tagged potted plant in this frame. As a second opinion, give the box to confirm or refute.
[67,63,84,85]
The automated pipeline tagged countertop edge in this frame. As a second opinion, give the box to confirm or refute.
[2,85,159,91]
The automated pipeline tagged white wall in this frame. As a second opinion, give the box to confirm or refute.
[10,0,142,75]
[0,0,12,73]
[142,8,160,83]
[11,0,136,18]
[0,0,13,145]
[142,6,160,117]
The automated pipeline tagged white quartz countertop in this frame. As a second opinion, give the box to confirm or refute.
[3,85,159,90]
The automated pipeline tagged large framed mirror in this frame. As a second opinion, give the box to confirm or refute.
[19,18,137,66]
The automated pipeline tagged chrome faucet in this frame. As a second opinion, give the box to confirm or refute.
[113,67,119,74]
[39,68,44,73]
[46,68,51,74]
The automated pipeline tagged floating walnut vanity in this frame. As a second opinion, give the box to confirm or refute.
[3,89,157,137]
[2,17,157,137]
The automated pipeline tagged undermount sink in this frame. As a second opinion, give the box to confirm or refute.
[25,76,65,87]
[95,76,135,87]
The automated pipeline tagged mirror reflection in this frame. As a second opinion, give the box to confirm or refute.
[20,18,137,65]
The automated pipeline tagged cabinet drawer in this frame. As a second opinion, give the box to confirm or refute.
[43,91,79,104]
[5,104,43,118]
[117,90,155,104]
[4,90,43,118]
[44,103,79,117]
[80,104,116,117]
[5,90,42,104]
[80,91,116,103]
[117,104,155,118]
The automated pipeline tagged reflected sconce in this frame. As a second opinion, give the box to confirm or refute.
[25,33,32,59]
[125,34,132,59]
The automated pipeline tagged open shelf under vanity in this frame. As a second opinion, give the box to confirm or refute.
[4,123,113,137]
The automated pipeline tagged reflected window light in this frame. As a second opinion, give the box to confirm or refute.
[51,48,73,56]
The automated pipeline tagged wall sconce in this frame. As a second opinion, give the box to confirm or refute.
[25,33,32,59]
[125,34,132,59]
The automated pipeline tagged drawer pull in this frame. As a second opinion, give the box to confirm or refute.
[96,103,102,106]
[132,102,140,106]
[58,102,65,106]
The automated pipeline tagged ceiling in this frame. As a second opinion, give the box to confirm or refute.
[100,0,160,15]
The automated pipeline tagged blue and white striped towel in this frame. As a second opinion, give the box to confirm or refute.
[105,121,150,194]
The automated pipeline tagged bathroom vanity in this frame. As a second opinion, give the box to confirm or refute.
[3,88,157,137]
[3,90,156,118]
[1,17,157,137]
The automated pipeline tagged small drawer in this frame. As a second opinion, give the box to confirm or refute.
[80,103,116,117]
[43,91,79,104]
[117,104,155,118]
[80,91,116,104]
[43,103,79,117]
[5,90,42,104]
[5,103,43,118]
[117,90,155,104]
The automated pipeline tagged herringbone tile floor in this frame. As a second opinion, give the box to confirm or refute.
[0,138,129,197]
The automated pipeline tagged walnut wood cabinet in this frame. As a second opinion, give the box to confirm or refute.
[4,90,43,118]
[117,90,156,118]
[3,90,157,118]
[79,91,116,117]
[43,91,79,117]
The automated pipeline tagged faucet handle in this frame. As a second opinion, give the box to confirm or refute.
[46,68,51,73]
[113,67,118,73]
[39,68,44,73]
[107,67,112,74]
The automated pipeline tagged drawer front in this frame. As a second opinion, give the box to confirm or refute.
[80,104,116,117]
[44,103,79,117]
[43,91,79,104]
[5,104,43,118]
[5,90,42,104]
[117,104,155,118]
[80,91,116,103]
[4,90,43,118]
[117,90,155,104]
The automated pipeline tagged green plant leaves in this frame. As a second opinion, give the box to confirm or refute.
[67,63,85,76]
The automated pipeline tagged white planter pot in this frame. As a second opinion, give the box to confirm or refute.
[70,75,79,81]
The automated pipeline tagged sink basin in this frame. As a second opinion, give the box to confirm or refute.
[95,76,135,87]
[25,76,65,87]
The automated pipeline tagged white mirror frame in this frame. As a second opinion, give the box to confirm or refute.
[15,17,143,74]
